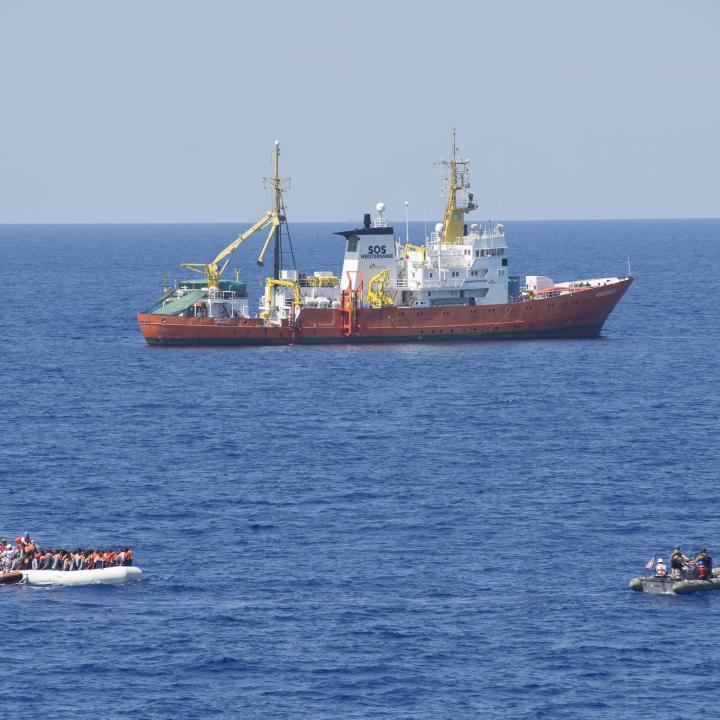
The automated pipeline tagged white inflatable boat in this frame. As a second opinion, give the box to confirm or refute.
[21,566,143,586]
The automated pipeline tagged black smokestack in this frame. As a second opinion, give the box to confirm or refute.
[363,213,371,229]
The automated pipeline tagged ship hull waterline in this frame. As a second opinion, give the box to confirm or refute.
[138,278,632,348]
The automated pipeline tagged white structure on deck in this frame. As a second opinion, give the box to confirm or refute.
[400,220,509,307]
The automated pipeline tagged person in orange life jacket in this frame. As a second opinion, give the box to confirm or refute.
[688,547,713,579]
[654,558,667,577]
[19,531,34,552]
[19,537,36,562]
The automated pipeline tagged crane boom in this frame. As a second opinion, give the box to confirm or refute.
[181,211,278,289]
[180,141,288,290]
[212,212,276,267]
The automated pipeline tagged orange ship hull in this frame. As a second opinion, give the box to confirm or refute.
[138,278,632,347]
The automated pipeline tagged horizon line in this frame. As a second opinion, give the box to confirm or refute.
[1,216,719,226]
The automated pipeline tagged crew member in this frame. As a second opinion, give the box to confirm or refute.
[655,558,668,577]
[669,546,688,580]
[688,547,713,580]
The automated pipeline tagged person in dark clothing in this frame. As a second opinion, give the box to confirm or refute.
[688,547,713,580]
[669,546,688,579]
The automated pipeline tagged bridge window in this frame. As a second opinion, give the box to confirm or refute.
[346,235,359,253]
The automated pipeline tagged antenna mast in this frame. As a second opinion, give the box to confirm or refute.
[434,128,476,244]
[264,141,290,279]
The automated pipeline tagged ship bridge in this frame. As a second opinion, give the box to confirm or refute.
[394,220,509,307]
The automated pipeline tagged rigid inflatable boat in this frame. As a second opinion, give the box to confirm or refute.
[629,575,720,595]
[0,572,23,585]
[20,566,142,586]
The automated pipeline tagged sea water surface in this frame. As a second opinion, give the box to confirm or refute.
[1,219,718,719]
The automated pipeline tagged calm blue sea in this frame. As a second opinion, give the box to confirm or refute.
[1,219,719,719]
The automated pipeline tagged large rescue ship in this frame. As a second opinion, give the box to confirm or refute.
[137,137,632,346]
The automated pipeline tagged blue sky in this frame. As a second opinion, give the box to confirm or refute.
[0,0,718,222]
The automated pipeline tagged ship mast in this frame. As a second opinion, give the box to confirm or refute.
[435,129,476,244]
[263,140,290,280]
[273,142,282,279]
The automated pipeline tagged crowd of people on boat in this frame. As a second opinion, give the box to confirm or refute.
[652,546,714,580]
[0,533,133,573]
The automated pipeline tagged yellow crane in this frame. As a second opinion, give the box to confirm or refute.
[264,278,301,311]
[366,268,395,308]
[404,242,426,263]
[181,142,286,290]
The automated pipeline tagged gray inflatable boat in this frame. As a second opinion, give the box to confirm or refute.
[629,575,720,595]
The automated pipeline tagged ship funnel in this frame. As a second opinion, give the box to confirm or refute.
[363,213,371,229]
